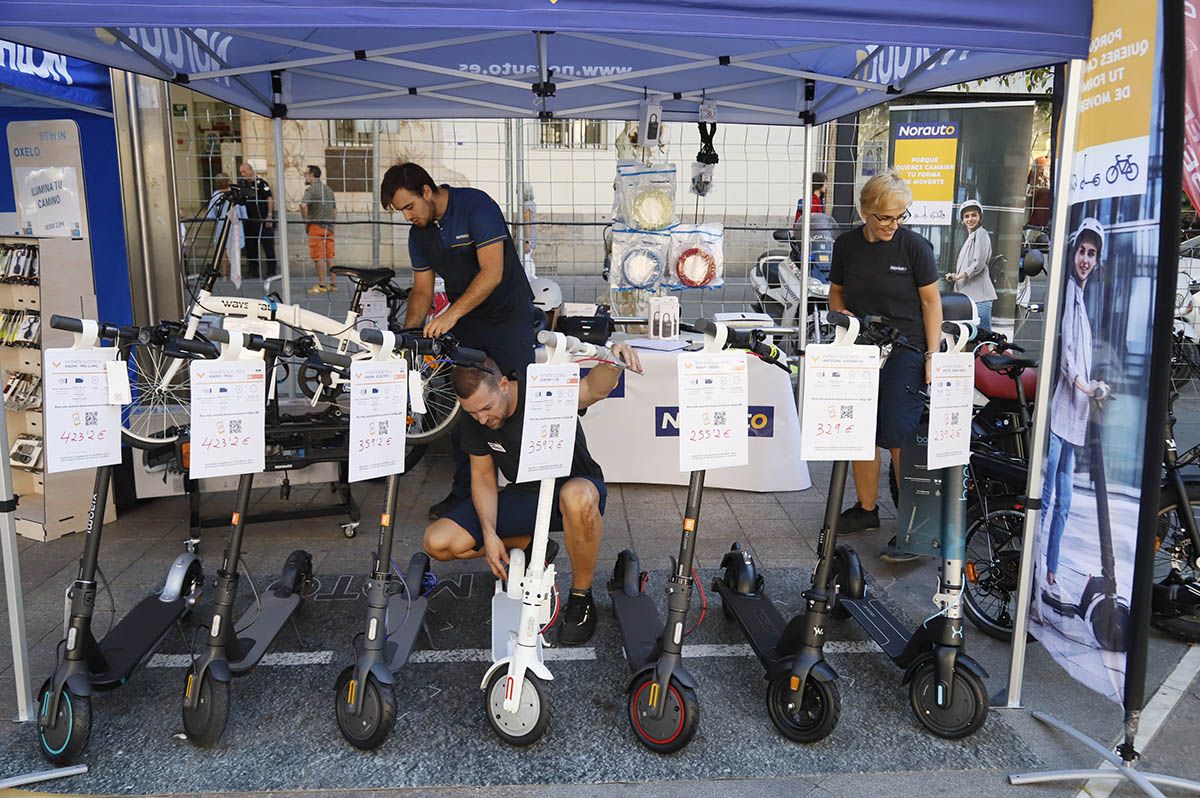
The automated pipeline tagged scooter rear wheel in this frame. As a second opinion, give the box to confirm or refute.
[334,665,397,750]
[484,669,550,746]
[37,679,91,765]
[908,661,988,739]
[627,671,699,753]
[182,667,230,748]
[766,671,840,743]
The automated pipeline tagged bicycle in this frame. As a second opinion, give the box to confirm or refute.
[122,198,460,452]
[1106,153,1140,184]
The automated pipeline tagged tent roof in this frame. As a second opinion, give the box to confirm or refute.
[1,40,113,114]
[0,2,1091,124]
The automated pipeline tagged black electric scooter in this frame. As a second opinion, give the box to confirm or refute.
[333,328,486,750]
[36,316,217,764]
[181,329,319,747]
[611,319,788,753]
[832,314,990,739]
[1040,394,1130,652]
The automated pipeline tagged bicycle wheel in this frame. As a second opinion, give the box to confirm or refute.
[1155,478,1200,584]
[408,352,461,444]
[120,339,193,449]
[964,496,1029,642]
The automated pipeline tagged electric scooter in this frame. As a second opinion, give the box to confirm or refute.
[832,315,990,739]
[481,330,617,745]
[610,318,788,753]
[333,328,486,749]
[181,328,319,747]
[36,316,216,764]
[1039,394,1130,652]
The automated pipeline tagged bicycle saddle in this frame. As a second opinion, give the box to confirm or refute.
[975,353,1038,401]
[330,266,395,288]
[981,352,1038,373]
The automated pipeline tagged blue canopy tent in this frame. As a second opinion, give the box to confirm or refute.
[0,2,1090,124]
[0,1,1097,741]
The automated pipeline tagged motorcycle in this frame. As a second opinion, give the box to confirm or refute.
[750,212,839,348]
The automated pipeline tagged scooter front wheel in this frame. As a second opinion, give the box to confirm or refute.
[37,679,91,764]
[627,671,699,753]
[334,665,397,750]
[182,667,230,747]
[908,661,988,739]
[484,669,550,746]
[766,671,840,743]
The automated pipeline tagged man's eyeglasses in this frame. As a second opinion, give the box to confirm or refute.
[872,210,911,225]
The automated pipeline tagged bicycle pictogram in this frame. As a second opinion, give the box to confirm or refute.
[1106,153,1139,184]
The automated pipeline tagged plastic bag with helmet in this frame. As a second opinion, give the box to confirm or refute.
[530,276,563,335]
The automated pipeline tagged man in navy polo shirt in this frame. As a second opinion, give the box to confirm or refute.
[381,162,537,519]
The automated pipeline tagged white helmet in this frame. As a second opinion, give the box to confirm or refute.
[529,276,563,313]
[1071,216,1105,260]
[959,199,983,218]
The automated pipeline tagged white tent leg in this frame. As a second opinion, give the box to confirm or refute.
[273,116,292,307]
[795,122,814,415]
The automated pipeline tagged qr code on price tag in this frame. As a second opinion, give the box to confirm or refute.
[84,412,97,427]
[714,411,726,426]
[378,420,389,434]
[950,411,960,425]
[549,423,560,438]
[229,419,242,434]
[840,405,854,420]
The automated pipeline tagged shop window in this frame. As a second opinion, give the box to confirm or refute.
[538,119,607,149]
[324,120,374,193]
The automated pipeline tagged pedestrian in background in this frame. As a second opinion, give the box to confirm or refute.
[522,182,538,279]
[300,164,338,293]
[238,161,277,278]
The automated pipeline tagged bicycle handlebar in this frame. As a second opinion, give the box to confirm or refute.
[360,327,487,366]
[692,317,788,371]
[826,311,922,353]
[50,314,143,344]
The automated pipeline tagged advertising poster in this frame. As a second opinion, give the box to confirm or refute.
[892,120,958,225]
[1031,0,1164,704]
[6,120,89,239]
[1182,5,1200,211]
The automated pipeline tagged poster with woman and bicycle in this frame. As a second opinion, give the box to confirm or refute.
[1030,0,1164,703]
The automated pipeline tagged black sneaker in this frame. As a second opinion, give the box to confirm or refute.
[879,535,920,563]
[428,491,465,521]
[838,503,880,535]
[523,537,559,568]
[557,590,596,646]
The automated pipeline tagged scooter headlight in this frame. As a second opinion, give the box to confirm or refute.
[807,277,830,298]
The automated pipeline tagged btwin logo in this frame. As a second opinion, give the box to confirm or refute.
[655,406,774,437]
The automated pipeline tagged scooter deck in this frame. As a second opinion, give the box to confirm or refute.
[610,589,662,670]
[91,595,187,688]
[384,592,429,672]
[713,583,787,666]
[839,596,910,661]
[229,591,302,673]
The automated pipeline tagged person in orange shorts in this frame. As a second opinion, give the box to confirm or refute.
[300,165,337,293]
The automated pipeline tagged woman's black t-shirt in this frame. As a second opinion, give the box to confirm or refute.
[828,225,939,348]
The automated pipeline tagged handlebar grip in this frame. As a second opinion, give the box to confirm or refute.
[453,345,488,366]
[360,328,384,346]
[536,330,556,345]
[693,318,719,336]
[49,314,84,333]
[316,350,353,368]
[826,310,851,328]
[207,328,230,344]
[175,337,221,358]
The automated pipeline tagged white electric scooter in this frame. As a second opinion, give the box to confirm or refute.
[480,330,618,745]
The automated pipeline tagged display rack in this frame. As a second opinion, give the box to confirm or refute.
[0,235,104,541]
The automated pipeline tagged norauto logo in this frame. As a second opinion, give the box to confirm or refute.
[895,123,957,139]
[655,406,774,437]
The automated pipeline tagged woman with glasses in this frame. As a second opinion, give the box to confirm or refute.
[827,170,944,562]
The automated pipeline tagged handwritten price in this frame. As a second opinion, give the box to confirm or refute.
[932,428,962,442]
[815,422,855,436]
[526,439,565,454]
[59,430,106,443]
[200,436,252,450]
[688,428,731,442]
[357,436,393,452]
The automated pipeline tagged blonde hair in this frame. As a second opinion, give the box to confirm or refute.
[859,169,912,218]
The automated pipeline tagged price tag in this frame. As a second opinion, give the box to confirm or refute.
[44,348,121,473]
[677,351,748,471]
[800,344,881,461]
[188,360,266,479]
[516,362,580,484]
[409,369,428,415]
[105,359,132,405]
[349,359,408,482]
[926,352,974,469]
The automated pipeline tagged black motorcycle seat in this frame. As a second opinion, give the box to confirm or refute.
[982,353,1038,373]
[329,266,395,288]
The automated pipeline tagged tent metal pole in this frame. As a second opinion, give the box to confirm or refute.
[372,120,382,269]
[1002,56,1085,709]
[273,116,292,307]
[1,388,32,722]
[796,123,814,414]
